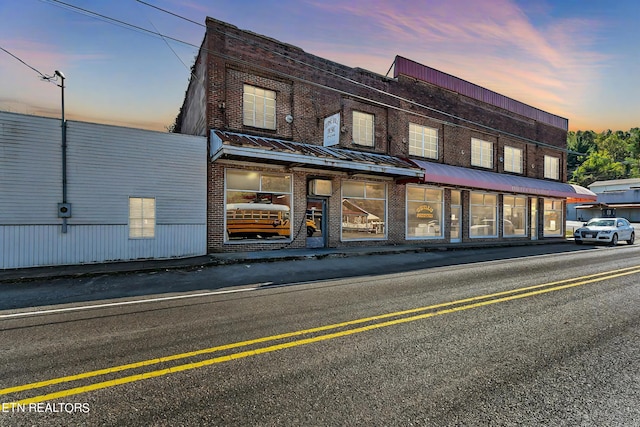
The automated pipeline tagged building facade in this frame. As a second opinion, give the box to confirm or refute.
[0,111,207,269]
[177,17,596,253]
[571,179,640,222]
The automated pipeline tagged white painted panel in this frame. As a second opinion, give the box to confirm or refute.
[1,112,207,269]
[1,224,206,269]
[66,121,206,225]
[0,112,62,224]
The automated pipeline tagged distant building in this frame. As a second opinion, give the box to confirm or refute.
[176,17,596,253]
[571,179,640,222]
[0,111,207,269]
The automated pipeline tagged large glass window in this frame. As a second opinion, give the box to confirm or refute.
[471,138,493,169]
[409,123,438,159]
[243,84,276,130]
[342,181,386,240]
[503,195,527,237]
[543,198,563,237]
[544,155,560,180]
[225,170,292,241]
[504,146,523,174]
[406,186,443,239]
[352,111,374,147]
[129,197,155,239]
[470,192,497,237]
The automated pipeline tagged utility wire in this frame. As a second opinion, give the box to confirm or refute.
[43,0,575,153]
[0,45,60,85]
[133,1,575,154]
[1,45,47,78]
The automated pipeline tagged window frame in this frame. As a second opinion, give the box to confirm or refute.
[504,146,523,174]
[544,155,560,180]
[543,198,563,237]
[352,111,375,147]
[341,180,387,241]
[406,185,444,240]
[469,191,498,238]
[129,197,156,239]
[409,123,438,159]
[243,84,276,130]
[224,169,293,243]
[502,194,528,237]
[471,138,493,169]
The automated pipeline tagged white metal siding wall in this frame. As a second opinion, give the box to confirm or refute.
[0,113,62,224]
[0,112,207,269]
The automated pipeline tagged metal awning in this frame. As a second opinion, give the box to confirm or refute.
[210,130,423,178]
[411,159,597,202]
[577,203,640,209]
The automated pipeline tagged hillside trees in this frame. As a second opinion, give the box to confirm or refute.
[568,128,640,187]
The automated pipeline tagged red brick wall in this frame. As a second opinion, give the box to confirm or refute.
[201,17,567,251]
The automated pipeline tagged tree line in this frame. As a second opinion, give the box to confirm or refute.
[567,128,640,187]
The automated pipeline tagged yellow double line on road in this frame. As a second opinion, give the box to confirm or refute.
[2,265,640,407]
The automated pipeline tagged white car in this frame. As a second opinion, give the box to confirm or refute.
[574,217,635,246]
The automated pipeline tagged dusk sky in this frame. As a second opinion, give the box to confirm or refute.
[1,0,638,133]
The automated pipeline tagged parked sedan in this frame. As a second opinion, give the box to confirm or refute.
[574,217,635,246]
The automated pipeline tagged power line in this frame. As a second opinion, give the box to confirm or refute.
[0,46,47,78]
[132,2,573,153]
[42,0,571,153]
[136,0,204,27]
[0,45,61,86]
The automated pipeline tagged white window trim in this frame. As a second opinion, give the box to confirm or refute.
[504,146,523,174]
[544,155,560,180]
[409,123,438,159]
[352,111,375,147]
[129,196,156,239]
[243,84,276,130]
[471,138,493,169]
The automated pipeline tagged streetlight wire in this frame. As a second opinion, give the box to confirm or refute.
[0,45,61,85]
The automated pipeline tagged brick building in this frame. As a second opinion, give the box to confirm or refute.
[177,17,596,253]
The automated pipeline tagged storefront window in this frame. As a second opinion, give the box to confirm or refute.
[225,170,292,241]
[470,192,497,237]
[543,198,563,237]
[342,181,386,240]
[406,185,443,239]
[503,195,527,237]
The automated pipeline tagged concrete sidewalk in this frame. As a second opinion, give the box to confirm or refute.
[0,239,570,284]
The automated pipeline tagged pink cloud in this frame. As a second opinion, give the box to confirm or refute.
[302,0,611,128]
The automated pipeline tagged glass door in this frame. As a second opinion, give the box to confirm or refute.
[306,198,326,248]
[531,198,538,240]
[450,190,461,243]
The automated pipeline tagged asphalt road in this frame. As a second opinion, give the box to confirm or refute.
[1,244,640,426]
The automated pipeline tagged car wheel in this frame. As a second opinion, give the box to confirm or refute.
[610,233,618,246]
[307,226,315,237]
[627,232,635,245]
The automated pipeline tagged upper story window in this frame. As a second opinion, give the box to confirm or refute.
[471,138,493,169]
[352,111,374,147]
[504,146,523,174]
[409,123,438,159]
[243,84,276,130]
[544,155,560,180]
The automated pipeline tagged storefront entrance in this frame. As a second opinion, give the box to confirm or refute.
[306,198,326,248]
[450,190,461,243]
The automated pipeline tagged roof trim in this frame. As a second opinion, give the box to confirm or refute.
[411,159,597,202]
[210,130,424,178]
